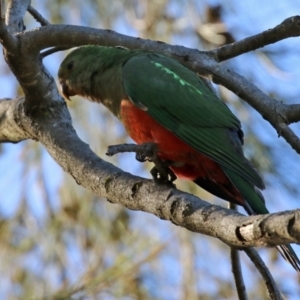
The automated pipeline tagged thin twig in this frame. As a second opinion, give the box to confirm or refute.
[41,46,70,58]
[276,123,300,155]
[27,5,50,26]
[231,249,248,300]
[229,203,248,300]
[106,142,176,182]
[211,16,300,62]
[106,143,156,156]
[244,248,283,300]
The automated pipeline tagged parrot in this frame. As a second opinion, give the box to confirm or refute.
[58,45,300,273]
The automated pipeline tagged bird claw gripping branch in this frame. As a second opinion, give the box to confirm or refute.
[106,142,177,183]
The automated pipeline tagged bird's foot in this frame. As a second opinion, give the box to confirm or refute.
[134,142,158,162]
[150,163,177,184]
[134,142,176,183]
[106,142,177,184]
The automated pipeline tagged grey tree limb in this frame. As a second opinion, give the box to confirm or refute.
[0,98,30,142]
[0,97,300,249]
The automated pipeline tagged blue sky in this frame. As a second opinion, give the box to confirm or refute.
[1,0,300,298]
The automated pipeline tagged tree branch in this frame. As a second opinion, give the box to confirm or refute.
[245,248,283,300]
[41,46,69,58]
[27,5,50,26]
[0,97,299,249]
[0,98,29,142]
[19,23,198,55]
[229,203,248,300]
[282,104,300,124]
[211,15,300,62]
[231,248,248,300]
[276,123,300,153]
[5,0,30,32]
[203,66,300,154]
[0,9,17,48]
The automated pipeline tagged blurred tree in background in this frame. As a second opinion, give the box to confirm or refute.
[0,0,300,299]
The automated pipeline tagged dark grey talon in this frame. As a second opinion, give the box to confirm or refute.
[135,142,157,162]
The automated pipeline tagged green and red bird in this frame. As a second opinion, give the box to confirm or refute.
[58,45,300,272]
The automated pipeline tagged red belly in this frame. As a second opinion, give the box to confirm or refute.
[120,100,227,182]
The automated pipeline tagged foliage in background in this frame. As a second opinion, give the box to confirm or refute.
[0,0,300,299]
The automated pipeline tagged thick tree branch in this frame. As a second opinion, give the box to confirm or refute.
[0,98,29,142]
[0,97,300,249]
[5,0,30,32]
[19,24,200,58]
[211,15,300,62]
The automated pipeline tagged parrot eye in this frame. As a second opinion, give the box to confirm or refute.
[67,61,74,71]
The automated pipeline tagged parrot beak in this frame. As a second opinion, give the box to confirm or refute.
[59,79,75,100]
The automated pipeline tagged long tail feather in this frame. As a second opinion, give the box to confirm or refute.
[276,245,300,273]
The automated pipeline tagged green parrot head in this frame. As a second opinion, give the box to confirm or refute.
[58,46,102,100]
[58,45,132,101]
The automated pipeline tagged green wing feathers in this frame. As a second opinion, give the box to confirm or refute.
[122,53,264,190]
